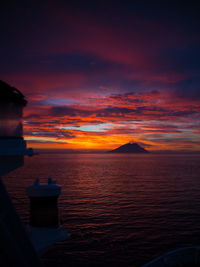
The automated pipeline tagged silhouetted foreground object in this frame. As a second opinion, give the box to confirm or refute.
[0,80,27,138]
[0,81,67,265]
[27,178,61,228]
[0,81,42,266]
[0,81,33,175]
[109,142,148,153]
[26,178,68,255]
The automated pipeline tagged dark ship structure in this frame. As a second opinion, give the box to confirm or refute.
[0,81,68,266]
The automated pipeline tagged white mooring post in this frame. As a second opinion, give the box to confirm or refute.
[26,178,68,255]
[27,178,61,228]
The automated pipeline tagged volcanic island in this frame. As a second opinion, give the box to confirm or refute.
[108,142,148,153]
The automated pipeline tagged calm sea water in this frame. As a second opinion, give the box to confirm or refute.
[4,153,200,266]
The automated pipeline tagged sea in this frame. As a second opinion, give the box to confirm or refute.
[4,153,200,266]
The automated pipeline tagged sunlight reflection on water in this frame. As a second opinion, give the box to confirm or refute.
[4,153,200,266]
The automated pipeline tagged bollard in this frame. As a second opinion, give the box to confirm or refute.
[26,178,61,228]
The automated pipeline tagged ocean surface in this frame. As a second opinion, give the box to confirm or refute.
[4,153,200,266]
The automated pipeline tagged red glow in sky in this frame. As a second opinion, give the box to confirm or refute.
[1,2,200,151]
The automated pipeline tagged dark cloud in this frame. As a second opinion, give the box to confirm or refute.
[49,105,151,118]
[27,139,68,144]
[50,106,91,117]
[30,131,75,138]
[0,52,123,76]
[173,77,200,100]
[48,103,199,121]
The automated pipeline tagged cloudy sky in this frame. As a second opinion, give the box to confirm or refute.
[1,1,200,151]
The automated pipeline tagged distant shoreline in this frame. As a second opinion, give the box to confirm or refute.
[32,149,200,155]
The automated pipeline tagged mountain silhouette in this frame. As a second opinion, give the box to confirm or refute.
[109,142,148,153]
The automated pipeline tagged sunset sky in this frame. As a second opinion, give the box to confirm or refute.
[1,1,200,151]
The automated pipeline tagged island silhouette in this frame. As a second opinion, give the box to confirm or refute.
[109,142,148,153]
